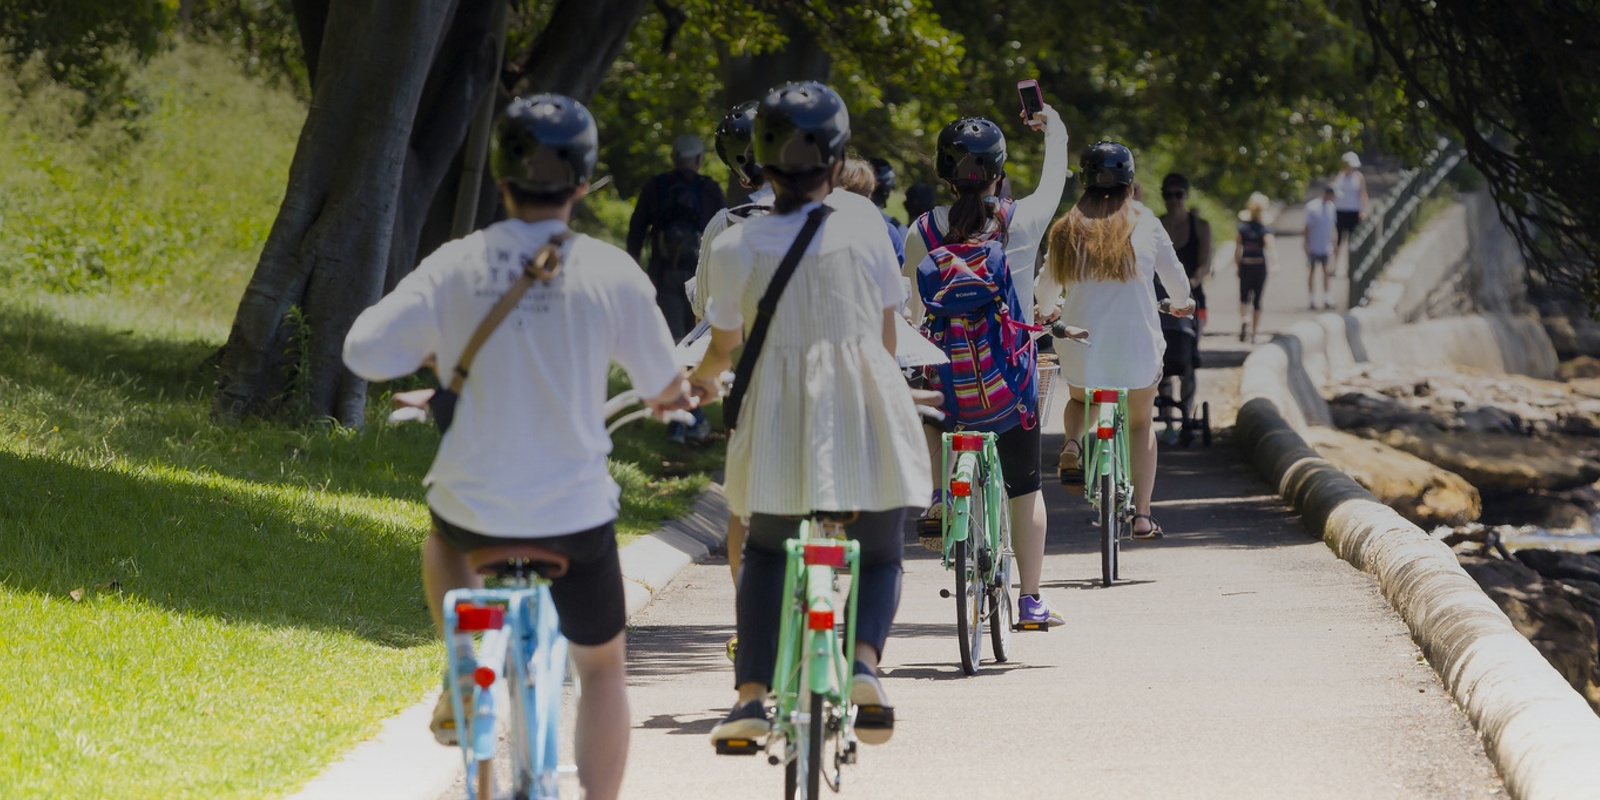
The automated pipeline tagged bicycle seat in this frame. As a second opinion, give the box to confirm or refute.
[469,543,570,579]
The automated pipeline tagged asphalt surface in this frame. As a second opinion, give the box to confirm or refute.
[438,198,1507,798]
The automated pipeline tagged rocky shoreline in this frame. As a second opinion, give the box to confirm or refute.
[1321,359,1600,714]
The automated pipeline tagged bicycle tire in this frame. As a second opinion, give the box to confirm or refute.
[956,492,984,674]
[806,690,824,799]
[1100,470,1117,587]
[989,494,1013,661]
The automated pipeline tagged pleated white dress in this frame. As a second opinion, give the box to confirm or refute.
[705,190,933,519]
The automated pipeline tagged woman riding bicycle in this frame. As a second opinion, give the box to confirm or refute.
[1037,142,1194,540]
[690,81,931,747]
[904,105,1070,628]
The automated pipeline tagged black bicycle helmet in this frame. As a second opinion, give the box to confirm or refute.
[753,81,850,173]
[715,101,762,186]
[1081,141,1135,189]
[936,118,1007,185]
[492,93,598,193]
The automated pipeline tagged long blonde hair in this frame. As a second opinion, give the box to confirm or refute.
[1047,186,1136,284]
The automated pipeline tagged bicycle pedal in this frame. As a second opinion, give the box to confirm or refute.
[1014,621,1051,632]
[854,704,894,729]
[714,738,762,756]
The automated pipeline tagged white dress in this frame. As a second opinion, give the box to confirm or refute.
[1035,207,1193,390]
[706,191,933,518]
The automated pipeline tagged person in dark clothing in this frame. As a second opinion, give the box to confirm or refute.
[1235,192,1274,343]
[626,134,726,341]
[903,181,936,229]
[1156,172,1212,417]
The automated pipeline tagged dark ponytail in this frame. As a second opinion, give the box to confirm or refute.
[942,181,1008,246]
[767,167,833,215]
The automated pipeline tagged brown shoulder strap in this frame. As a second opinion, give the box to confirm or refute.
[447,232,571,393]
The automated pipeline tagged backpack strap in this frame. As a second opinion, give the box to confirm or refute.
[724,205,832,425]
[915,212,942,252]
[447,232,571,393]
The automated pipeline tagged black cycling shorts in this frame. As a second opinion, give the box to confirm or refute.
[1335,210,1360,244]
[1238,263,1267,311]
[431,511,626,647]
[994,421,1042,498]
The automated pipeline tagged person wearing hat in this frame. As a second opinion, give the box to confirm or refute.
[1332,151,1368,272]
[344,94,691,800]
[626,132,727,343]
[1036,141,1195,541]
[691,80,929,749]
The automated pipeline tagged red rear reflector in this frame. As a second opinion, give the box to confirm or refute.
[1097,426,1115,440]
[473,666,496,689]
[949,479,972,497]
[803,543,847,568]
[951,433,984,452]
[1093,389,1120,404]
[808,609,835,630]
[456,603,504,631]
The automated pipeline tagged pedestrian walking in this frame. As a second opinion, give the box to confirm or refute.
[1333,151,1368,273]
[1037,141,1195,540]
[627,133,726,342]
[1235,191,1275,343]
[1304,184,1338,310]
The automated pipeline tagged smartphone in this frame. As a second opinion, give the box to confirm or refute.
[1017,79,1044,123]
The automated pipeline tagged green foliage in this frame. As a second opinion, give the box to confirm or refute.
[0,0,174,122]
[0,41,301,324]
[185,0,309,97]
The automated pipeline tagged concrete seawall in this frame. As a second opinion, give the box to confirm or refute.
[1233,196,1600,799]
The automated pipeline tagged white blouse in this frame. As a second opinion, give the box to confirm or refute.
[1035,207,1193,390]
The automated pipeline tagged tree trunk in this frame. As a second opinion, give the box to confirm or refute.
[213,0,456,425]
[290,0,331,84]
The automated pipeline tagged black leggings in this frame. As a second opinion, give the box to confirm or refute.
[734,508,911,689]
[1238,262,1267,311]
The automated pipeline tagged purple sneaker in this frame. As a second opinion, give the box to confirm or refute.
[1018,594,1065,628]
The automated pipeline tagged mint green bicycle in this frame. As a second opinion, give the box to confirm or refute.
[715,515,885,799]
[1081,388,1134,587]
[936,431,1017,673]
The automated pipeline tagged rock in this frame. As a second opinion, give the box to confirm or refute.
[1561,356,1600,380]
[1458,554,1600,712]
[1515,549,1600,584]
[1481,492,1594,531]
[1304,427,1481,527]
[1544,317,1580,359]
[1328,391,1447,432]
[1372,427,1600,497]
[1458,405,1525,435]
[1568,378,1600,400]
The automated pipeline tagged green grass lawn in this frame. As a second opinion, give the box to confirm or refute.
[0,43,721,798]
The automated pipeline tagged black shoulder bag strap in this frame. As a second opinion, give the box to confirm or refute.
[723,204,833,426]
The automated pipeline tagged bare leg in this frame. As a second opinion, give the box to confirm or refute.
[423,525,481,637]
[1252,306,1264,340]
[1009,490,1047,595]
[570,632,631,800]
[1322,261,1333,300]
[1061,385,1086,469]
[1126,384,1161,533]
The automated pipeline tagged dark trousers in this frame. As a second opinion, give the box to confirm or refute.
[733,508,910,689]
[649,265,694,343]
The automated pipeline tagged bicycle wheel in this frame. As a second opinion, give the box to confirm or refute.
[784,686,823,800]
[1100,470,1117,587]
[805,690,824,798]
[955,493,985,674]
[989,494,1014,661]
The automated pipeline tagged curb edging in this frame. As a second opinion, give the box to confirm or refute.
[291,484,731,800]
[1237,333,1600,800]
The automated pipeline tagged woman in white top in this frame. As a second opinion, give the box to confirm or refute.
[1035,141,1194,539]
[1332,151,1368,269]
[691,82,930,748]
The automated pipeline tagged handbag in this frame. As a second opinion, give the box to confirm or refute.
[431,232,571,433]
[723,204,832,426]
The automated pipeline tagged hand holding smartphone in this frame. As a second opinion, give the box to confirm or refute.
[1017,79,1045,130]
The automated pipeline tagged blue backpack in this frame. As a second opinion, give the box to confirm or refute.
[915,231,1040,432]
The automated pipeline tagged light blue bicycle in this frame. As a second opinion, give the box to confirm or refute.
[441,390,691,799]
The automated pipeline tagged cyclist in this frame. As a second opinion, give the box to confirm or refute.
[903,104,1070,629]
[342,94,690,800]
[690,81,930,747]
[1037,142,1194,540]
[840,156,907,261]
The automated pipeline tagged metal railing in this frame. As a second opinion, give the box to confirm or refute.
[1346,138,1468,308]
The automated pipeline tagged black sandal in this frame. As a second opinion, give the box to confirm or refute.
[1057,439,1085,494]
[1131,514,1165,540]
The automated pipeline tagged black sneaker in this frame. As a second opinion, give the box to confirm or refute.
[710,699,770,751]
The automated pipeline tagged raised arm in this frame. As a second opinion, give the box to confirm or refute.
[1010,105,1070,241]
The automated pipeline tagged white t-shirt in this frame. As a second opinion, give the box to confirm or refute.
[691,184,774,319]
[343,218,681,538]
[1304,197,1338,256]
[1035,207,1193,390]
[1334,170,1364,212]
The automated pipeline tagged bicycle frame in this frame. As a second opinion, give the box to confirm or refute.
[444,581,569,800]
[770,521,861,794]
[939,432,1004,569]
[1083,388,1134,585]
